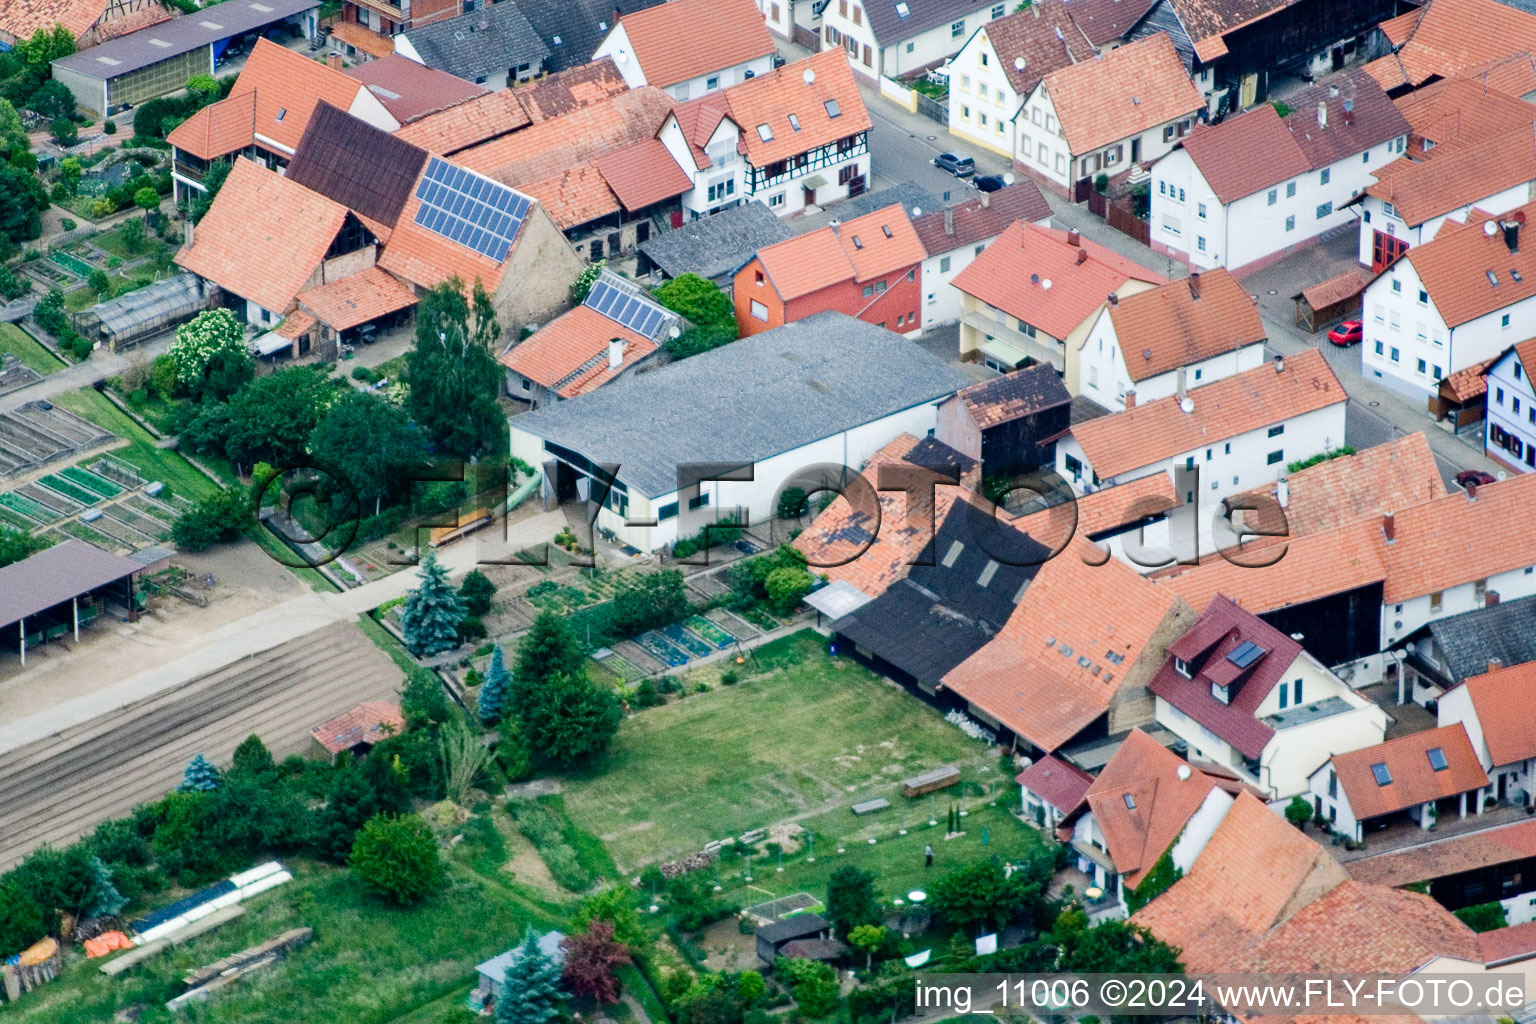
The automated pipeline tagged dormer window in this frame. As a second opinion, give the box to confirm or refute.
[1174,656,1191,679]
[1211,682,1230,705]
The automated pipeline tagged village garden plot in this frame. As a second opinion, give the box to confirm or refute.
[558,632,1039,879]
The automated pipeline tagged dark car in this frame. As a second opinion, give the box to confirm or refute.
[1327,319,1363,346]
[1456,470,1497,488]
[974,174,1008,192]
[933,152,975,177]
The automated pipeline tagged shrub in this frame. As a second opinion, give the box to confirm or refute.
[720,671,739,686]
[1455,901,1508,932]
[171,487,250,550]
[103,119,116,135]
[349,813,444,905]
[351,365,374,382]
[59,217,77,232]
[776,487,808,520]
[764,566,813,615]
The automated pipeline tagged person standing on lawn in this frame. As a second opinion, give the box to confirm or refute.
[925,844,934,869]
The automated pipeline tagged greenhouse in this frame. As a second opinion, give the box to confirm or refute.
[74,275,216,352]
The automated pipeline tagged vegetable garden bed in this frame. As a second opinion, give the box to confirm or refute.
[636,630,689,667]
[60,464,122,497]
[684,615,734,649]
[1,490,61,522]
[662,623,712,659]
[39,473,102,506]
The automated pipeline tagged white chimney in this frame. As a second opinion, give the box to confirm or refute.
[944,206,954,235]
[1317,101,1328,128]
[608,337,625,370]
[1277,476,1290,508]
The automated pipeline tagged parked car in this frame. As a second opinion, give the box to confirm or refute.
[1455,470,1497,488]
[974,174,1008,192]
[1327,319,1363,346]
[933,152,975,178]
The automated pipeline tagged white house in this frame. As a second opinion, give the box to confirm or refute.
[659,104,747,221]
[1307,723,1489,842]
[1072,268,1266,409]
[1069,729,1236,919]
[756,0,821,43]
[1056,349,1348,525]
[507,313,968,554]
[819,0,1007,83]
[593,0,777,100]
[1015,32,1202,196]
[909,181,1052,330]
[1437,659,1536,809]
[1149,596,1388,802]
[1150,70,1409,273]
[1484,340,1536,473]
[944,3,1098,159]
[1361,202,1536,402]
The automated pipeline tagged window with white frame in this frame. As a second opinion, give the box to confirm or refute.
[951,19,964,35]
[750,300,768,321]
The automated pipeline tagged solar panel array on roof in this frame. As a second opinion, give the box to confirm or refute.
[585,278,669,339]
[1226,640,1267,669]
[412,156,531,262]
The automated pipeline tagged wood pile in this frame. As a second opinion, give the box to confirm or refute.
[901,765,960,798]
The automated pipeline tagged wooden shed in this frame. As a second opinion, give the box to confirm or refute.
[1292,269,1368,333]
[755,913,831,966]
[1431,358,1493,431]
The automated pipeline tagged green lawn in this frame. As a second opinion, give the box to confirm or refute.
[14,861,559,1024]
[49,387,221,502]
[560,632,1019,873]
[0,323,66,375]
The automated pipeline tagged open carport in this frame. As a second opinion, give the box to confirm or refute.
[0,540,143,666]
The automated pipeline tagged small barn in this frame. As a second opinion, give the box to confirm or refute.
[1292,269,1367,333]
[475,931,566,1007]
[755,913,831,967]
[309,701,404,762]
[935,366,1072,476]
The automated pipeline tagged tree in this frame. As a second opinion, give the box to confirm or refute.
[479,645,511,724]
[764,566,813,615]
[190,159,230,222]
[222,367,333,470]
[1284,795,1313,830]
[655,273,737,360]
[28,80,74,120]
[459,569,496,617]
[171,487,249,550]
[497,929,564,1024]
[179,753,222,792]
[777,486,808,520]
[737,970,765,1004]
[118,216,146,255]
[399,551,464,657]
[169,309,247,392]
[848,923,886,971]
[929,860,1042,934]
[1455,902,1509,933]
[0,161,48,244]
[573,887,648,950]
[562,919,632,1003]
[88,267,110,296]
[309,390,425,516]
[610,569,690,637]
[401,668,450,731]
[778,957,839,1018]
[406,277,505,459]
[512,610,585,703]
[83,856,126,919]
[0,97,28,159]
[349,813,444,905]
[133,186,159,217]
[520,672,622,767]
[1057,919,1182,974]
[230,734,276,779]
[826,865,880,936]
[0,878,47,959]
[570,260,605,304]
[47,116,76,147]
[0,528,49,568]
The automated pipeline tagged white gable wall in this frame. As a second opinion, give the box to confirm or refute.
[1356,181,1533,268]
[1075,305,1265,408]
[1485,346,1536,472]
[947,25,1022,158]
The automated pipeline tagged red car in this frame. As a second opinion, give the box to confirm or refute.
[1328,319,1363,346]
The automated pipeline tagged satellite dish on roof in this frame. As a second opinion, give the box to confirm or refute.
[1003,173,1014,185]
[912,206,922,216]
[1142,347,1153,360]
[616,48,629,62]
[669,324,682,339]
[1041,278,1052,289]
[1485,221,1499,236]
[1013,57,1026,70]
[1180,396,1195,414]
[804,68,816,84]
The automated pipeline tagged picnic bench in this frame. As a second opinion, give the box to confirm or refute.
[852,798,891,816]
[902,765,960,798]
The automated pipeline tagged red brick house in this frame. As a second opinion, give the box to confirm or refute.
[732,203,924,336]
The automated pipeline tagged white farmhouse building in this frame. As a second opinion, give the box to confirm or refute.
[1437,659,1536,810]
[820,0,1006,83]
[1149,596,1388,802]
[593,0,777,100]
[1484,340,1536,473]
[1072,268,1266,409]
[909,181,1052,330]
[507,313,968,554]
[1307,724,1489,842]
[1150,70,1408,273]
[1014,33,1201,197]
[1361,202,1536,401]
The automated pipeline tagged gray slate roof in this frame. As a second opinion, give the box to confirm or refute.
[638,203,794,282]
[863,0,995,47]
[1427,594,1536,683]
[402,3,550,82]
[52,0,318,80]
[510,312,970,497]
[517,0,666,72]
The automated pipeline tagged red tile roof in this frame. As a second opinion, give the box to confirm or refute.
[1442,357,1493,402]
[943,545,1183,752]
[975,3,1098,98]
[1348,818,1536,888]
[166,91,257,162]
[1380,472,1536,602]
[1149,596,1305,760]
[1013,472,1179,552]
[754,203,925,299]
[393,90,535,155]
[1224,880,1482,973]
[1083,729,1219,889]
[1330,723,1488,821]
[1452,659,1536,767]
[311,700,404,755]
[613,0,775,89]
[719,49,871,167]
[1397,200,1536,327]
[1069,348,1345,480]
[1017,755,1093,815]
[1036,33,1203,156]
[514,58,631,123]
[1162,0,1292,63]
[175,158,350,314]
[1480,920,1536,965]
[1364,0,1536,91]
[1393,75,1536,153]
[755,228,857,300]
[345,54,486,123]
[297,266,418,331]
[952,221,1164,339]
[837,205,928,282]
[1104,269,1265,383]
[1300,267,1369,311]
[1178,104,1310,205]
[593,138,695,211]
[955,364,1071,430]
[910,182,1052,256]
[1366,127,1536,227]
[498,304,659,398]
[1132,791,1349,971]
[0,0,113,43]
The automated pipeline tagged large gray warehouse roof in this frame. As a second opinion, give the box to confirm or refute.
[52,0,319,81]
[511,312,970,497]
[0,540,143,630]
